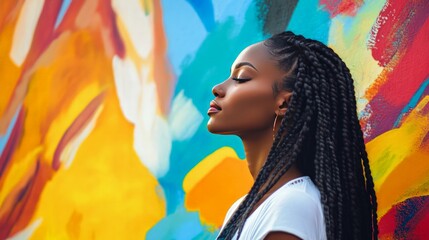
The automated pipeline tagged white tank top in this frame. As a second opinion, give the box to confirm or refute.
[217,176,327,240]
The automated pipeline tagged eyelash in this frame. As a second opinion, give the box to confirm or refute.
[232,77,251,83]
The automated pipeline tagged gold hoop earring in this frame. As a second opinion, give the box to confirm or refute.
[273,113,279,140]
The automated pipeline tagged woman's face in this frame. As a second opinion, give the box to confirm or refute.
[207,42,289,136]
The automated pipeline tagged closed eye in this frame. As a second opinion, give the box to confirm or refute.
[232,77,251,83]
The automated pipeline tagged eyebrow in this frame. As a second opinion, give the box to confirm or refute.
[232,62,259,72]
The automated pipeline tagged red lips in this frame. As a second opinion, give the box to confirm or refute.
[208,100,222,115]
[210,101,222,110]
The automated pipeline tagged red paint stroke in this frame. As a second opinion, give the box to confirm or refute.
[368,0,429,67]
[23,0,127,76]
[378,201,396,239]
[0,1,63,135]
[56,0,125,58]
[0,161,39,239]
[0,107,25,177]
[361,16,429,142]
[52,91,106,170]
[1,0,124,134]
[153,0,176,115]
[21,1,63,70]
[54,0,85,31]
[319,0,363,17]
[422,131,429,148]
[97,0,125,58]
[0,160,55,239]
[379,195,429,239]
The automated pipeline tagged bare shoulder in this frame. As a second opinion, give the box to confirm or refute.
[264,231,302,240]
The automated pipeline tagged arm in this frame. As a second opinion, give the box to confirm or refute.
[264,231,302,240]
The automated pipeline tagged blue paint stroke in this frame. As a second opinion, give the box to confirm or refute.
[146,210,207,240]
[162,0,253,76]
[394,78,429,127]
[0,107,20,157]
[212,0,252,25]
[186,0,215,32]
[394,195,429,238]
[287,0,331,44]
[161,0,207,76]
[157,1,335,238]
[161,1,264,215]
[54,0,72,29]
[338,15,355,36]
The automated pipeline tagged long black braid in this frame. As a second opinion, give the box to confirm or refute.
[217,31,378,240]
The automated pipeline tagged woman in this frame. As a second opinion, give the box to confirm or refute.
[207,31,378,240]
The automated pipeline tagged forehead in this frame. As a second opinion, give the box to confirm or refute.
[232,42,272,67]
[231,42,285,78]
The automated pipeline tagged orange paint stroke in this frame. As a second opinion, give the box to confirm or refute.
[0,1,24,32]
[184,148,253,228]
[364,52,402,103]
[152,0,175,116]
[0,1,60,134]
[52,90,106,170]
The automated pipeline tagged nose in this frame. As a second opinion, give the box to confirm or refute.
[212,82,226,98]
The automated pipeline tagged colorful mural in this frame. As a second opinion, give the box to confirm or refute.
[0,0,428,239]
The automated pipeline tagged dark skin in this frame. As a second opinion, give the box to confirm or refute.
[207,42,303,240]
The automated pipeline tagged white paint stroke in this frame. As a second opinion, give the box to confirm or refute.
[112,0,153,59]
[10,0,45,66]
[7,218,42,240]
[113,56,172,177]
[169,90,203,141]
[134,114,171,178]
[112,56,141,124]
[133,64,171,177]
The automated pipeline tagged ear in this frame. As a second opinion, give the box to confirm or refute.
[275,91,293,116]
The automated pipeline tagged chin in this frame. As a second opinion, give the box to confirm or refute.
[207,120,227,134]
[207,121,220,134]
[207,123,237,136]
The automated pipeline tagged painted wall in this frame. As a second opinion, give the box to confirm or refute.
[0,0,428,239]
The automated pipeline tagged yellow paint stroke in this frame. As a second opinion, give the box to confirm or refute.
[0,1,24,133]
[184,147,253,228]
[328,0,385,112]
[8,218,42,240]
[0,7,166,238]
[184,147,238,193]
[29,88,166,239]
[0,147,42,206]
[44,83,102,166]
[367,96,429,217]
[59,104,103,169]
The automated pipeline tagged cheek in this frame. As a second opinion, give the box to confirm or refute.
[226,85,275,127]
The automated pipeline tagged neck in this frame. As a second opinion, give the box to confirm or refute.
[239,129,274,180]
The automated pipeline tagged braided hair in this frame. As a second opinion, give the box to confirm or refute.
[217,31,378,240]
